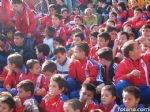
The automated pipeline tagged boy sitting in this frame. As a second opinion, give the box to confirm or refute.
[40,74,67,112]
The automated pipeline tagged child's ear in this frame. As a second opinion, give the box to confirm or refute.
[113,96,116,101]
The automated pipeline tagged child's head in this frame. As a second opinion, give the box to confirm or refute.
[122,86,141,108]
[49,74,66,96]
[5,26,15,40]
[131,0,138,8]
[42,60,57,78]
[73,32,85,46]
[73,7,80,15]
[106,19,115,27]
[123,24,133,34]
[84,8,93,17]
[61,8,68,19]
[90,24,99,32]
[54,46,67,64]
[106,26,118,40]
[109,12,117,21]
[101,85,116,105]
[17,80,34,98]
[52,14,62,27]
[48,4,56,16]
[45,26,55,37]
[0,94,15,112]
[118,31,129,46]
[54,37,64,48]
[79,82,96,103]
[90,31,99,46]
[63,99,83,112]
[97,47,113,66]
[141,24,150,38]
[118,2,127,11]
[11,0,23,12]
[74,16,82,25]
[7,53,23,70]
[97,32,111,48]
[112,0,118,7]
[35,43,50,59]
[134,8,143,19]
[74,42,89,59]
[26,59,41,75]
[14,31,24,47]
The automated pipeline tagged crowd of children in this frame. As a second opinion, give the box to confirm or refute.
[0,0,150,112]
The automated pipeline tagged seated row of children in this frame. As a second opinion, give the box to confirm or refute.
[0,77,145,112]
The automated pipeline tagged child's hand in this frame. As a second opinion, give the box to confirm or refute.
[14,96,22,108]
[96,83,105,94]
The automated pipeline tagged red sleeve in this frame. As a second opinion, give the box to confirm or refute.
[116,22,122,29]
[119,11,127,19]
[15,15,21,31]
[68,61,76,79]
[28,10,36,34]
[3,74,13,88]
[40,100,46,112]
[88,63,98,82]
[134,19,147,29]
[0,68,8,80]
[114,62,128,84]
[123,20,132,27]
[60,28,67,43]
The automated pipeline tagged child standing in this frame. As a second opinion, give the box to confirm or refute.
[40,74,66,112]
[100,85,118,112]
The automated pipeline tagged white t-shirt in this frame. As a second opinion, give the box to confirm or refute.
[43,37,54,52]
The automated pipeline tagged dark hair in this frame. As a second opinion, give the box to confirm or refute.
[0,95,15,110]
[122,40,137,57]
[17,80,35,96]
[119,31,129,40]
[82,82,96,95]
[51,74,66,89]
[97,47,113,61]
[107,19,115,25]
[102,85,116,96]
[71,27,82,35]
[11,0,22,4]
[7,53,23,69]
[98,0,106,3]
[14,31,24,38]
[26,59,39,71]
[142,24,150,30]
[97,32,111,42]
[134,8,143,13]
[46,26,55,37]
[61,8,68,14]
[64,99,83,111]
[105,26,117,33]
[90,24,98,31]
[42,60,57,72]
[54,46,66,55]
[74,32,85,41]
[76,42,89,56]
[36,44,50,56]
[75,15,82,21]
[54,37,64,46]
[110,12,117,17]
[90,31,99,38]
[118,2,127,11]
[123,86,141,99]
[54,13,62,20]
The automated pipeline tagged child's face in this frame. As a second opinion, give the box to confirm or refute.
[73,37,82,46]
[79,87,93,103]
[0,102,13,112]
[49,81,62,96]
[97,37,109,48]
[14,36,24,47]
[131,0,138,8]
[74,18,82,25]
[44,71,54,79]
[90,36,97,46]
[30,63,41,75]
[62,11,68,18]
[17,88,29,99]
[7,62,15,71]
[36,49,43,59]
[123,26,132,33]
[74,46,84,59]
[73,8,79,15]
[12,4,22,12]
[52,16,61,27]
[109,31,117,40]
[64,105,78,112]
[55,53,66,64]
[118,34,128,46]
[101,89,116,105]
[109,13,116,21]
[123,91,140,108]
[53,41,60,48]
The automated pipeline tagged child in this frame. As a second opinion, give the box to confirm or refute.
[3,53,23,95]
[35,43,50,65]
[61,8,70,24]
[43,26,55,53]
[14,80,39,112]
[68,42,98,98]
[70,7,80,21]
[52,13,66,43]
[90,32,111,62]
[89,31,99,48]
[40,74,66,112]
[20,59,46,98]
[54,46,71,78]
[80,82,99,112]
[42,60,57,91]
[96,47,117,93]
[0,92,15,112]
[63,99,83,112]
[118,86,144,112]
[53,37,65,49]
[100,85,118,112]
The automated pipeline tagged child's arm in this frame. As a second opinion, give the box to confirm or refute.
[35,88,47,96]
